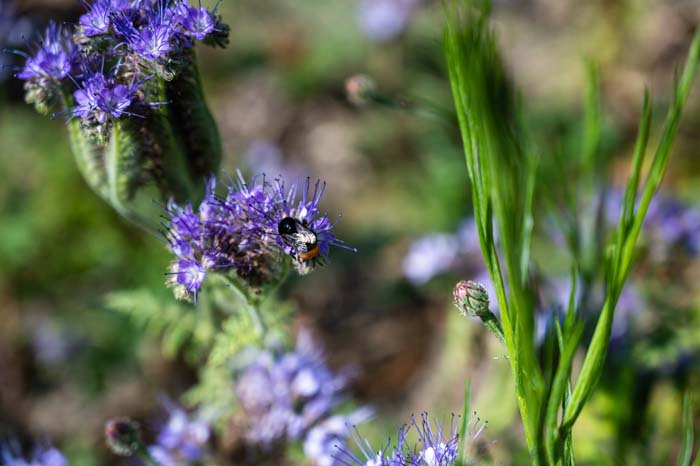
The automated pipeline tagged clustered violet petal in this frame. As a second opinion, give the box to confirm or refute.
[0,442,68,466]
[235,330,370,466]
[164,171,353,300]
[147,406,210,466]
[335,412,480,466]
[13,0,228,125]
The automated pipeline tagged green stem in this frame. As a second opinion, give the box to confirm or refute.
[480,311,506,346]
[219,274,267,338]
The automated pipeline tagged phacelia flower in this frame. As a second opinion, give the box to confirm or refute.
[164,171,354,299]
[303,409,373,466]
[410,413,459,466]
[234,330,353,449]
[112,6,177,61]
[333,423,408,466]
[147,406,210,466]
[357,0,422,43]
[336,412,485,466]
[403,218,485,286]
[15,21,76,81]
[72,66,140,124]
[176,2,216,40]
[0,442,67,466]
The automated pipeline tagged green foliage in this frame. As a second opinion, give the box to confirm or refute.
[444,1,700,464]
[106,288,216,359]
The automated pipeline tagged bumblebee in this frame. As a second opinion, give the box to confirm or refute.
[277,216,321,262]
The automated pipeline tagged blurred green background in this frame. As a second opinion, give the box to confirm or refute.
[1,0,700,464]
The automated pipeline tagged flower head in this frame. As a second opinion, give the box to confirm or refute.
[333,424,408,466]
[410,413,459,466]
[176,1,217,40]
[1,442,67,466]
[235,331,352,449]
[357,0,421,43]
[72,65,140,124]
[147,406,210,466]
[164,171,354,299]
[15,21,76,81]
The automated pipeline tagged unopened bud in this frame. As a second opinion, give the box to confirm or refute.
[105,417,142,456]
[453,280,490,317]
[345,74,377,106]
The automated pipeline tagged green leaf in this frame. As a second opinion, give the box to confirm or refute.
[562,27,700,431]
[677,393,694,466]
[459,379,472,463]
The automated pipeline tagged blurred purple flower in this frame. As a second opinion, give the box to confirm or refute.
[303,409,373,466]
[235,331,354,450]
[244,140,305,182]
[0,442,67,466]
[403,233,460,285]
[357,0,422,43]
[147,406,210,466]
[403,218,485,285]
[0,0,32,82]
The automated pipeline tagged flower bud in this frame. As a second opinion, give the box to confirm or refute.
[453,280,490,317]
[105,417,142,456]
[345,74,377,106]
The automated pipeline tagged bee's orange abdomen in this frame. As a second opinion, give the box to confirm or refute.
[298,244,321,261]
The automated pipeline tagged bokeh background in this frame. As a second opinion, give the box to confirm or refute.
[1,0,700,464]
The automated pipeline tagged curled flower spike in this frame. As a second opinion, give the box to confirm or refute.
[163,171,355,299]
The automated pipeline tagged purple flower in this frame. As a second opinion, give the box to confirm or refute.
[333,424,408,466]
[15,21,75,81]
[303,409,373,466]
[0,443,67,466]
[177,2,216,40]
[410,413,459,466]
[357,0,421,43]
[164,171,354,298]
[112,6,177,61]
[72,66,139,123]
[402,217,486,285]
[247,174,356,270]
[147,406,210,466]
[234,330,352,449]
[403,233,460,285]
[79,0,112,36]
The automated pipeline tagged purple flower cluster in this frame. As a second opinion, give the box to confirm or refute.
[164,171,353,300]
[11,0,227,126]
[403,218,484,285]
[0,442,67,466]
[335,412,479,466]
[357,0,423,43]
[147,405,211,466]
[234,331,367,465]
